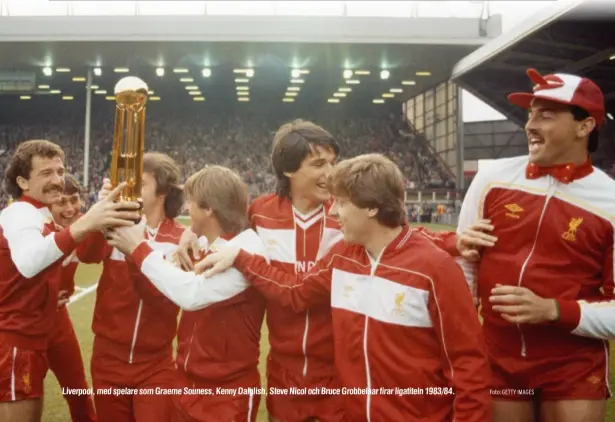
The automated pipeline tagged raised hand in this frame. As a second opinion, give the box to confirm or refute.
[175,228,202,271]
[195,246,241,278]
[70,182,141,241]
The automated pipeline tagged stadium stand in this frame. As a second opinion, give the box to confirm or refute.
[0,104,456,216]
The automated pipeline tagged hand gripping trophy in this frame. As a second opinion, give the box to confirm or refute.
[109,76,148,222]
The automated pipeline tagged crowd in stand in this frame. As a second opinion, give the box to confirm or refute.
[0,105,455,210]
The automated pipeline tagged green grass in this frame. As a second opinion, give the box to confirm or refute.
[41,223,615,421]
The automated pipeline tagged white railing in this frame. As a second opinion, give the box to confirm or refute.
[0,1,489,19]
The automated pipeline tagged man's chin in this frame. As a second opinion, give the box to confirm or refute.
[315,191,331,204]
[45,192,62,204]
[189,225,204,237]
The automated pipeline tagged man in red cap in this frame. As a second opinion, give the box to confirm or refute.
[456,68,615,422]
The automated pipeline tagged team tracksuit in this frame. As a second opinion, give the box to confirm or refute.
[76,218,184,422]
[457,155,614,400]
[0,196,78,402]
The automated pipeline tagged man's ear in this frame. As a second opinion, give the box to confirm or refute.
[367,208,378,219]
[283,171,295,179]
[16,176,29,193]
[578,117,596,138]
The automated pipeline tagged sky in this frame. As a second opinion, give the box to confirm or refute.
[460,1,559,122]
[2,0,561,122]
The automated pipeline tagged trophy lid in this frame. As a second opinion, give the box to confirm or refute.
[114,76,148,110]
[114,76,148,94]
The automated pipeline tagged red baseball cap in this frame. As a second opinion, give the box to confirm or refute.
[508,68,605,126]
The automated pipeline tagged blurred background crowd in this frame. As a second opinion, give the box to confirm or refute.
[0,106,455,212]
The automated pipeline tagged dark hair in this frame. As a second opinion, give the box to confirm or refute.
[271,120,340,198]
[569,106,599,153]
[63,173,83,196]
[4,140,65,199]
[143,152,184,219]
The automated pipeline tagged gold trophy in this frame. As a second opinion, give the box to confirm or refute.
[109,76,148,221]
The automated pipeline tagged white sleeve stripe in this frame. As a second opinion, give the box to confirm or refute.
[141,251,249,311]
[139,229,269,311]
[573,300,615,339]
[0,203,65,278]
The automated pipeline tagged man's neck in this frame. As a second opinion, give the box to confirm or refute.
[144,206,165,229]
[290,194,321,215]
[546,150,588,167]
[364,225,403,261]
[202,220,225,246]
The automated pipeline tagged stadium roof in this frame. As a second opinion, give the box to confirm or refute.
[452,0,615,127]
[0,41,483,107]
[0,7,502,107]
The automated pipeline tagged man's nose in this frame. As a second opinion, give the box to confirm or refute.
[525,116,539,133]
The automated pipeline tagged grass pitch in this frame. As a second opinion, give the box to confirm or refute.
[41,222,615,421]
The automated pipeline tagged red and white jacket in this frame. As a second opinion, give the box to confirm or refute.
[249,194,343,379]
[129,230,267,398]
[76,218,183,363]
[457,156,615,358]
[59,253,79,307]
[0,196,77,349]
[233,225,491,422]
[249,194,460,380]
[58,213,85,302]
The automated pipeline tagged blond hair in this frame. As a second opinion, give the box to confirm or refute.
[184,165,249,234]
[327,153,407,228]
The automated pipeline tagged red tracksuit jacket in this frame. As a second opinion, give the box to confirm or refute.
[233,225,490,422]
[0,196,77,350]
[129,229,270,420]
[76,218,183,363]
[249,194,342,379]
[249,194,460,381]
[129,231,266,390]
[457,155,615,359]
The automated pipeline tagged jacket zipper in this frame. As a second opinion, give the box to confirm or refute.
[301,220,310,377]
[128,300,143,364]
[184,320,198,372]
[364,249,385,422]
[301,310,310,376]
[516,176,557,357]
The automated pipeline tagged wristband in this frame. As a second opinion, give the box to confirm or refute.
[550,300,560,323]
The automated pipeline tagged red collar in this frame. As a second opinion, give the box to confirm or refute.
[18,195,48,209]
[526,158,593,184]
[387,225,411,251]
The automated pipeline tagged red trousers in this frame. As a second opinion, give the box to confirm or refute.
[172,391,261,422]
[266,356,345,422]
[488,338,611,401]
[171,370,261,422]
[91,336,176,422]
[0,342,46,402]
[48,306,97,422]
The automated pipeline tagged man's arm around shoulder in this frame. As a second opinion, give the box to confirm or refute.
[228,239,343,312]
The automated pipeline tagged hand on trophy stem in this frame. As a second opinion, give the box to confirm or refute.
[70,182,141,242]
[106,216,148,255]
